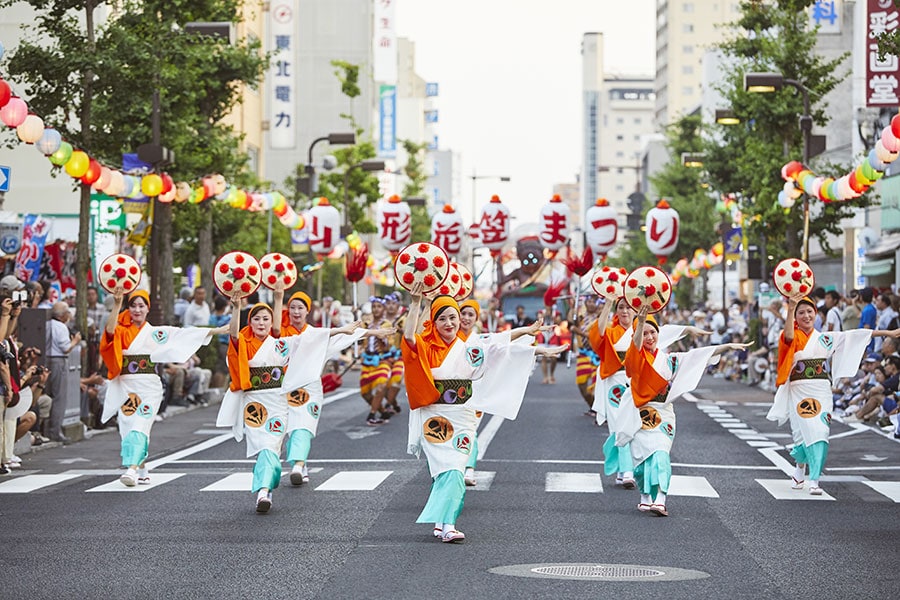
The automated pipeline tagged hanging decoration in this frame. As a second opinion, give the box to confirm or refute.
[478,194,511,255]
[431,204,464,255]
[585,198,618,260]
[644,199,679,264]
[538,194,571,251]
[307,197,341,255]
[376,194,411,252]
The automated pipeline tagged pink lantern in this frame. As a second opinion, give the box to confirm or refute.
[0,96,28,128]
[376,194,411,252]
[431,204,464,255]
[478,194,510,253]
[645,199,679,264]
[93,167,112,191]
[308,196,341,255]
[538,193,571,251]
[16,114,44,143]
[585,198,618,259]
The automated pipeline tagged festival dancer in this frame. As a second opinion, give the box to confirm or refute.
[383,292,407,415]
[403,283,566,542]
[571,295,602,415]
[624,306,749,516]
[100,289,221,487]
[274,287,376,486]
[766,296,899,495]
[360,296,392,425]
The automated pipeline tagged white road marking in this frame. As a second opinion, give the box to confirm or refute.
[467,471,496,491]
[314,470,392,491]
[756,479,835,500]
[861,481,900,502]
[476,414,505,460]
[86,473,186,492]
[322,387,362,405]
[200,472,258,491]
[545,472,603,493]
[668,475,719,498]
[747,441,780,448]
[758,447,795,477]
[145,433,233,469]
[0,474,81,493]
[721,423,749,429]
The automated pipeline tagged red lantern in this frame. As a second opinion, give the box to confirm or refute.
[431,204,464,255]
[477,195,510,252]
[80,159,102,185]
[538,194,571,251]
[0,79,10,108]
[376,194,411,252]
[585,198,618,260]
[307,197,341,255]
[645,199,679,264]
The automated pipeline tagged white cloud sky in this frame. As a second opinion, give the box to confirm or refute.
[395,0,655,223]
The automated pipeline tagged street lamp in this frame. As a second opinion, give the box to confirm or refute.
[744,71,813,260]
[715,109,740,126]
[341,159,386,236]
[296,132,357,198]
[470,172,511,223]
[681,153,705,168]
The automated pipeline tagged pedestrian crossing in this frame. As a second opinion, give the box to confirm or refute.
[1,468,898,503]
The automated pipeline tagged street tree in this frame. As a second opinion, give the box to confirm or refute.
[399,139,432,243]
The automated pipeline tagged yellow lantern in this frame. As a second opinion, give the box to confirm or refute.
[16,114,44,144]
[64,150,90,178]
[141,174,163,197]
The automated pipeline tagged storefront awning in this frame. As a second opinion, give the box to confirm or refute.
[861,257,895,277]
[865,232,900,258]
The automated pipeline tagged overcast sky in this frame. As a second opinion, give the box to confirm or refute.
[395,0,656,223]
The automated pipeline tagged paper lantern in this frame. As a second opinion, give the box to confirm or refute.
[141,174,163,197]
[35,128,61,155]
[160,173,174,195]
[477,195,510,252]
[882,126,900,153]
[105,171,125,197]
[64,150,90,178]
[781,160,804,181]
[585,198,618,259]
[93,167,112,191]
[212,173,226,195]
[0,79,10,108]
[432,204,465,255]
[538,194,571,251]
[0,96,27,127]
[16,114,44,143]
[48,141,73,166]
[80,159,102,185]
[376,194,412,252]
[645,199,679,264]
[308,197,341,255]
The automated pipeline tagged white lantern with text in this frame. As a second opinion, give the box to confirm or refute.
[645,199,680,264]
[307,197,341,255]
[431,204,464,256]
[478,194,510,255]
[585,198,618,260]
[538,194,571,251]
[376,194,411,252]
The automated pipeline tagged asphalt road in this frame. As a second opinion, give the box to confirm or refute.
[1,367,898,600]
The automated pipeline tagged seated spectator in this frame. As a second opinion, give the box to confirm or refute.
[2,365,47,469]
[80,370,108,429]
[164,355,211,408]
[846,356,900,423]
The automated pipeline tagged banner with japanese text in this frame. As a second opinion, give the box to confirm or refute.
[269,3,296,148]
[867,0,900,107]
[14,214,50,282]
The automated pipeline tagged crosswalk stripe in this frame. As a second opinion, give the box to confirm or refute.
[755,479,836,500]
[468,471,496,491]
[668,475,719,498]
[747,441,780,448]
[86,473,186,492]
[200,473,258,491]
[0,474,81,493]
[721,423,749,429]
[545,472,603,493]
[314,470,392,491]
[861,481,900,502]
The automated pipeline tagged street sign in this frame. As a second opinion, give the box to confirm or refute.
[0,165,10,192]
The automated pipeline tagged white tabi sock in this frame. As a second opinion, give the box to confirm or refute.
[623,471,634,479]
[793,464,806,482]
[640,494,651,505]
[809,480,819,488]
[655,492,667,505]
[442,523,456,534]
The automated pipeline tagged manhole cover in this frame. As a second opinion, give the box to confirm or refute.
[489,563,710,582]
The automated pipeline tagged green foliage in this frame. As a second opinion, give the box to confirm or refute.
[873,1,900,59]
[706,0,870,261]
[400,139,432,242]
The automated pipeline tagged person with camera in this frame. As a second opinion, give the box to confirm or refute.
[45,302,81,443]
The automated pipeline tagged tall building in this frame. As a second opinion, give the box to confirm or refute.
[553,182,581,231]
[655,0,740,127]
[581,32,602,228]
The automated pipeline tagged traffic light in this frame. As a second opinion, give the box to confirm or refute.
[626,192,646,236]
[746,244,763,280]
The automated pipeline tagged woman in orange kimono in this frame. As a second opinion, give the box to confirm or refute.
[624,307,748,516]
[403,284,564,542]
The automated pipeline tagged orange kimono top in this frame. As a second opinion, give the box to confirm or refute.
[279,320,309,337]
[227,327,267,392]
[99,312,145,379]
[401,325,465,410]
[589,316,629,379]
[776,327,810,387]
[624,342,670,407]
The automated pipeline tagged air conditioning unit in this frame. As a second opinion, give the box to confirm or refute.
[858,227,879,251]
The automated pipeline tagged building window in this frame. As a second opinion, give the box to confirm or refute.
[683,2,694,12]
[634,135,641,141]
[683,45,694,54]
[617,117,624,124]
[682,65,694,75]
[683,23,693,33]
[682,86,694,95]
[246,144,259,175]
[615,184,625,192]
[616,151,624,158]
[617,168,624,175]
[616,134,624,141]
[634,117,641,125]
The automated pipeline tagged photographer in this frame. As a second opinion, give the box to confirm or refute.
[19,347,52,441]
[45,302,81,443]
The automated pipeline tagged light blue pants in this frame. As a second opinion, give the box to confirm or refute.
[416,470,466,524]
[251,449,282,493]
[120,431,149,467]
[790,440,829,481]
[465,434,479,469]
[602,435,634,476]
[634,450,671,501]
[286,429,314,465]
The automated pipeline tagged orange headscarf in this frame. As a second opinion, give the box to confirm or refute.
[401,296,463,409]
[228,303,274,392]
[459,299,481,341]
[590,313,631,379]
[99,290,151,378]
[280,292,311,336]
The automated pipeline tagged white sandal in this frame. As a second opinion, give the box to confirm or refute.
[441,529,465,543]
[790,476,805,490]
